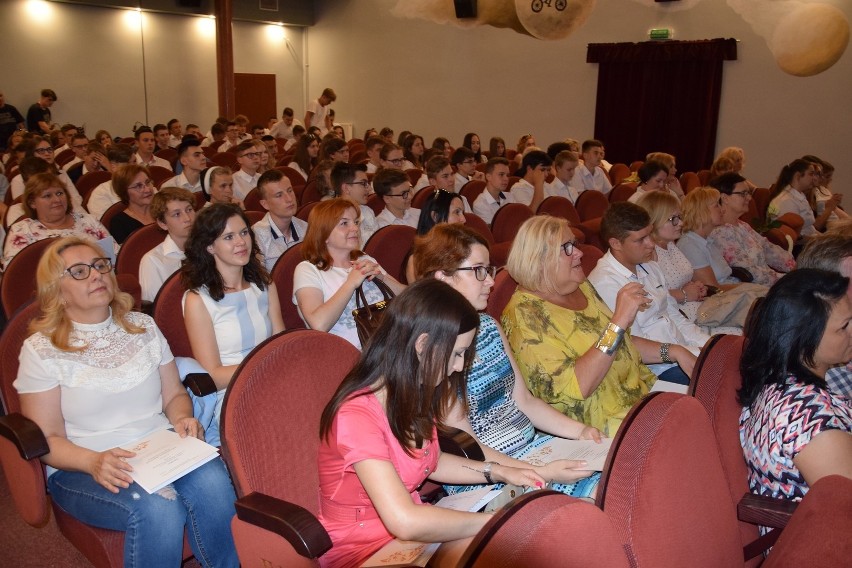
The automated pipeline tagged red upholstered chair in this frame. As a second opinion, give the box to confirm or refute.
[752,188,771,220]
[629,160,644,172]
[485,269,517,321]
[1,237,58,319]
[537,195,581,224]
[348,151,367,164]
[458,491,629,568]
[740,194,761,225]
[270,242,307,331]
[689,334,798,562]
[463,212,495,245]
[274,166,308,193]
[219,329,361,567]
[574,190,609,221]
[155,148,178,168]
[75,171,112,203]
[211,152,239,170]
[366,194,384,216]
[0,301,194,567]
[299,180,322,206]
[296,201,319,223]
[405,168,424,187]
[115,223,165,283]
[491,203,533,243]
[506,176,521,191]
[147,165,174,188]
[697,169,712,186]
[244,210,265,225]
[99,201,127,228]
[346,138,364,148]
[243,188,264,212]
[775,212,803,235]
[459,180,486,207]
[680,171,701,194]
[363,225,417,282]
[608,182,637,203]
[765,225,797,252]
[410,185,434,209]
[608,163,631,187]
[596,393,744,567]
[54,148,76,168]
[152,271,193,358]
[577,243,603,276]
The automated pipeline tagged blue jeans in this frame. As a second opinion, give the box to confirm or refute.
[658,365,691,385]
[48,457,238,568]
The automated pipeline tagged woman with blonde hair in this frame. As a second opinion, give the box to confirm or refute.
[678,186,741,290]
[15,236,238,567]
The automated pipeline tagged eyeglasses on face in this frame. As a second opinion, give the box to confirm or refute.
[388,157,405,165]
[347,180,371,189]
[63,258,113,280]
[561,240,577,256]
[128,179,154,191]
[387,189,412,200]
[34,147,53,155]
[730,190,754,197]
[240,151,262,159]
[455,265,497,281]
[667,214,682,227]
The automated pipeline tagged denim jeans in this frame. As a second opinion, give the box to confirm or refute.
[48,457,239,568]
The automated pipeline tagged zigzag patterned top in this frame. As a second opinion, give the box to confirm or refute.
[739,375,852,501]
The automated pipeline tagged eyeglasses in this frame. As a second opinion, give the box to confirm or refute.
[561,240,577,256]
[128,179,154,191]
[461,159,476,165]
[72,144,88,150]
[240,151,262,159]
[63,258,113,280]
[34,147,52,155]
[730,190,754,197]
[456,265,497,281]
[667,214,682,226]
[387,189,412,199]
[347,180,371,188]
[387,158,405,166]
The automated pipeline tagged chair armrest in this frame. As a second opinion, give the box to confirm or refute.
[0,413,50,461]
[234,491,332,559]
[737,492,798,529]
[140,300,154,316]
[438,426,485,461]
[730,266,754,283]
[182,373,218,397]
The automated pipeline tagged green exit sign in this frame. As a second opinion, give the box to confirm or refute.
[650,28,672,40]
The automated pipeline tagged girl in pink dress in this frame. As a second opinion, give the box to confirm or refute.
[317,279,544,568]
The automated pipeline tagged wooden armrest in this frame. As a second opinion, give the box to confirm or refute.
[0,413,50,461]
[730,266,754,283]
[737,492,798,529]
[234,491,332,559]
[438,426,485,461]
[182,373,218,397]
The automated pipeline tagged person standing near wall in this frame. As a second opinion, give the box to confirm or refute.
[0,91,25,152]
[304,88,336,137]
[27,89,56,135]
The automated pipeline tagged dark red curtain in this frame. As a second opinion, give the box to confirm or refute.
[587,38,737,173]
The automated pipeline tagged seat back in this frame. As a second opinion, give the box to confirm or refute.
[485,269,517,321]
[242,188,264,212]
[608,163,631,187]
[271,242,307,330]
[363,225,417,282]
[211,152,239,170]
[296,201,319,223]
[697,169,712,186]
[54,148,76,168]
[577,243,604,276]
[1,238,58,319]
[365,194,384,216]
[629,160,644,172]
[405,168,424,187]
[274,166,308,194]
[597,393,742,567]
[147,165,174,188]
[155,148,178,168]
[609,182,637,203]
[75,171,113,202]
[152,271,193,357]
[115,224,165,282]
[299,179,322,206]
[680,172,701,194]
[537,195,581,225]
[459,180,487,207]
[221,330,360,510]
[99,201,127,229]
[575,190,609,221]
[491,203,533,243]
[463,212,495,245]
[752,188,771,220]
[410,185,434,209]
[459,491,629,568]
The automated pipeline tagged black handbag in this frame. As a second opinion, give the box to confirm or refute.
[352,278,395,346]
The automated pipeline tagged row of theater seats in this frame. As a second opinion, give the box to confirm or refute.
[1,290,848,566]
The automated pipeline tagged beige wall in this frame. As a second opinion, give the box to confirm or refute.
[307,0,851,195]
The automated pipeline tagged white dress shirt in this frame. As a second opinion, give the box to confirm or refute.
[472,189,518,224]
[376,207,420,230]
[231,169,260,201]
[161,172,202,193]
[253,212,309,271]
[139,234,185,302]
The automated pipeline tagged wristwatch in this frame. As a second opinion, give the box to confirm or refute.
[660,342,673,364]
[482,461,497,484]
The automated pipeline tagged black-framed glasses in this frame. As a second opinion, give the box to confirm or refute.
[730,189,754,197]
[347,180,371,188]
[456,265,497,281]
[388,189,412,199]
[240,151,262,159]
[63,258,113,280]
[388,157,405,165]
[34,147,53,155]
[667,214,682,226]
[561,240,577,256]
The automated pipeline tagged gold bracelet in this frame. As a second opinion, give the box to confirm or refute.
[595,322,625,356]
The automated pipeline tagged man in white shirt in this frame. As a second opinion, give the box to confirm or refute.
[374,167,420,229]
[304,88,336,136]
[425,155,470,212]
[231,141,262,201]
[62,133,90,173]
[139,187,196,303]
[133,126,172,170]
[550,150,582,204]
[364,136,385,174]
[451,147,485,192]
[270,107,302,141]
[87,144,133,219]
[509,150,549,212]
[332,162,377,246]
[153,123,171,152]
[167,118,183,148]
[588,202,704,384]
[218,122,240,152]
[66,140,108,185]
[185,123,203,143]
[570,139,612,195]
[53,124,80,157]
[161,138,205,193]
[473,157,518,224]
[253,169,308,271]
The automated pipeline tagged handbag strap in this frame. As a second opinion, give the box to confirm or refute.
[355,277,395,309]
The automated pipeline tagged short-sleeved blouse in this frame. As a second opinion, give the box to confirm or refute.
[740,375,852,502]
[707,220,795,286]
[2,212,113,270]
[677,230,736,284]
[14,311,173,474]
[318,390,439,568]
[293,257,386,349]
[501,281,656,437]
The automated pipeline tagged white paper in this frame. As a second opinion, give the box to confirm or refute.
[518,438,614,471]
[650,380,689,394]
[122,429,219,494]
[434,485,501,513]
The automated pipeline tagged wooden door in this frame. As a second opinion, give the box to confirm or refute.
[235,73,276,127]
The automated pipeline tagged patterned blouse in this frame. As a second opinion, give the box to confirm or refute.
[502,281,655,437]
[740,375,852,502]
[707,220,795,286]
[2,212,113,271]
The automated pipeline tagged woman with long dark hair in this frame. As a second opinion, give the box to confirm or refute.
[288,133,320,181]
[768,158,826,238]
[462,132,487,164]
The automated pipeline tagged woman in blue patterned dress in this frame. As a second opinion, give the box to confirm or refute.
[739,269,852,505]
[411,223,602,497]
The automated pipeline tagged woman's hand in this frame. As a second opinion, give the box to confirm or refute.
[538,459,594,484]
[172,416,204,440]
[669,344,697,378]
[89,448,136,493]
[578,426,603,443]
[682,281,707,302]
[611,281,648,328]
[349,258,385,285]
[826,193,842,213]
[492,463,546,489]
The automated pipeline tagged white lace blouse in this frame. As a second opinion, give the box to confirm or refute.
[14,311,174,469]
